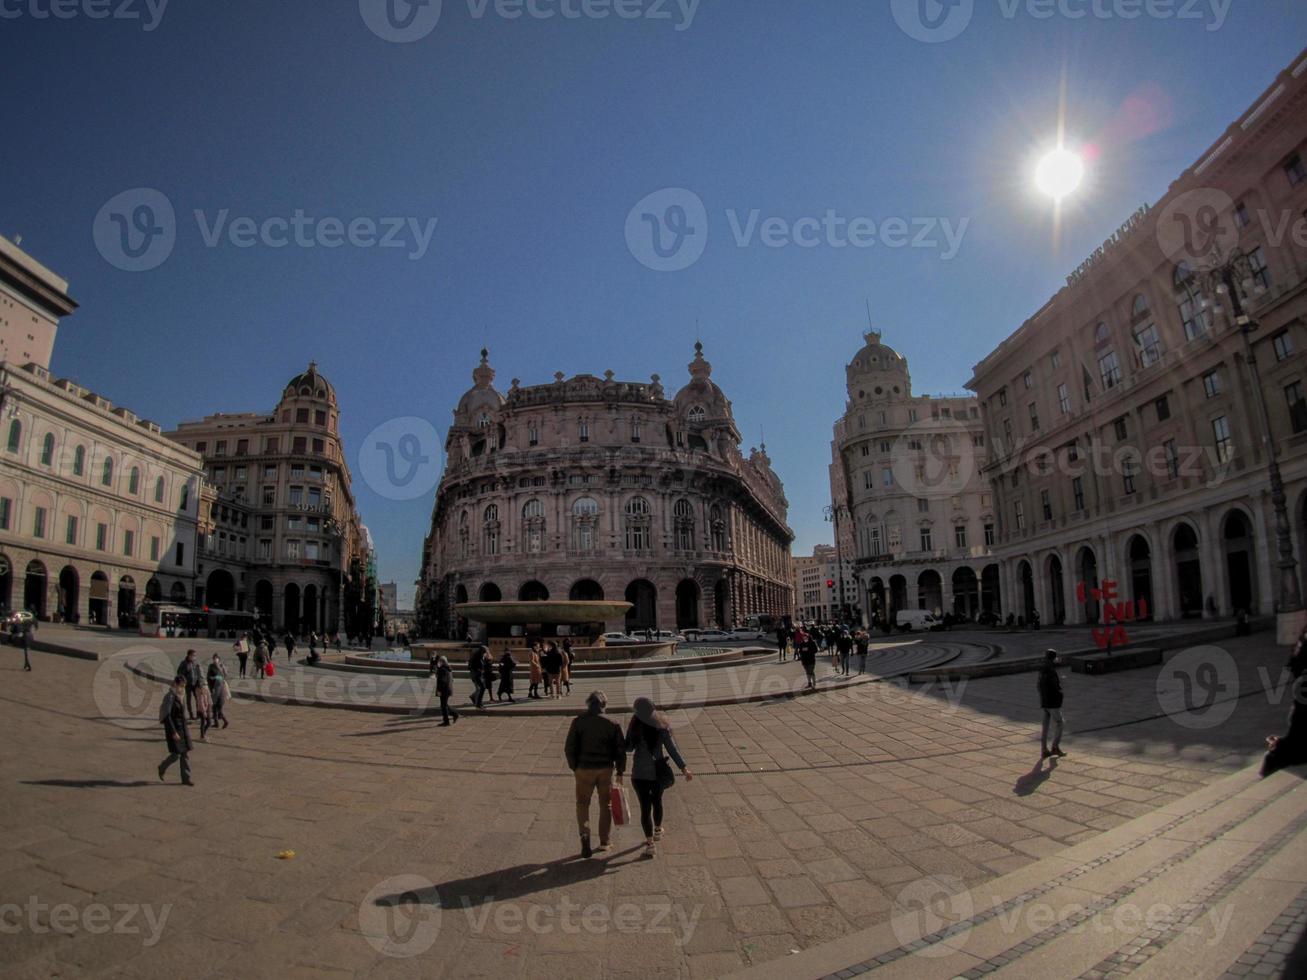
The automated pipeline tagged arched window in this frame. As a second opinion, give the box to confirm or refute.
[624,496,651,551]
[523,498,545,554]
[572,497,599,553]
[709,504,726,552]
[73,445,85,476]
[5,419,20,453]
[458,510,471,558]
[1131,293,1150,318]
[102,457,114,487]
[154,476,165,503]
[1173,263,1209,341]
[674,498,695,551]
[1093,322,1110,345]
[40,433,55,466]
[688,405,706,423]
[129,466,140,495]
[482,504,500,556]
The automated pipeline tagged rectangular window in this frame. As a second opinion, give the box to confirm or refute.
[1203,370,1221,399]
[1286,153,1306,186]
[1164,439,1180,479]
[265,437,279,454]
[234,465,246,481]
[287,516,303,531]
[262,486,275,506]
[1014,501,1025,531]
[1003,418,1013,445]
[998,388,1007,407]
[1248,247,1272,291]
[2,496,15,530]
[863,470,873,490]
[1274,331,1294,362]
[1098,350,1122,389]
[305,541,320,561]
[1286,381,1307,434]
[869,527,882,555]
[94,522,107,550]
[195,441,207,453]
[314,410,327,426]
[1023,370,1033,389]
[63,514,76,545]
[1057,383,1070,415]
[258,539,271,560]
[1133,322,1162,368]
[917,498,930,513]
[1051,350,1062,369]
[1212,415,1233,463]
[150,536,160,561]
[1122,457,1137,495]
[1234,201,1250,228]
[1155,395,1171,421]
[984,523,995,546]
[33,506,47,539]
[312,438,324,454]
[955,524,967,548]
[296,408,310,423]
[236,439,249,455]
[919,527,933,552]
[1072,476,1085,510]
[1114,417,1128,441]
[290,464,304,480]
[123,530,134,556]
[908,409,918,422]
[882,468,893,487]
[175,542,185,567]
[286,540,300,560]
[260,515,273,531]
[215,440,226,456]
[631,421,640,444]
[1041,489,1052,521]
[1028,402,1040,431]
[289,487,303,506]
[308,488,322,509]
[878,411,888,426]
[293,437,307,453]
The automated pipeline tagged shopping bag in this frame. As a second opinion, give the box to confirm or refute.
[610,784,630,826]
[264,661,275,677]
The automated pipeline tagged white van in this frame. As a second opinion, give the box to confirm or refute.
[895,609,942,632]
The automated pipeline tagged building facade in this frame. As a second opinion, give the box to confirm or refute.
[791,544,859,624]
[0,235,75,371]
[966,51,1307,630]
[167,363,372,636]
[417,345,795,637]
[0,362,202,623]
[830,331,998,625]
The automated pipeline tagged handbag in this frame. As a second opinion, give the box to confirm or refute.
[610,784,630,826]
[655,757,676,790]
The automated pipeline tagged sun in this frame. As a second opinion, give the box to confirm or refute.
[1035,147,1085,201]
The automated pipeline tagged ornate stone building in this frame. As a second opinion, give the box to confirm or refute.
[418,345,794,637]
[167,363,373,636]
[830,331,999,624]
[967,51,1307,635]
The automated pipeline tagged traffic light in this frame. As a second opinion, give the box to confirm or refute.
[826,579,834,588]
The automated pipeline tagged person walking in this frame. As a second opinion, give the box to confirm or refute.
[480,649,497,703]
[1263,625,1307,777]
[180,650,203,719]
[21,621,32,671]
[625,697,692,859]
[207,654,230,729]
[333,632,343,655]
[284,632,296,662]
[562,639,574,695]
[564,691,626,858]
[1038,649,1066,759]
[798,630,818,691]
[157,676,194,786]
[528,644,543,700]
[234,634,250,679]
[308,632,319,662]
[468,645,488,709]
[497,649,516,703]
[543,642,564,699]
[775,623,789,663]
[431,654,459,726]
[836,629,853,676]
[195,675,214,741]
[854,629,870,674]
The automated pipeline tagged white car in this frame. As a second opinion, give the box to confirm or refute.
[895,609,943,632]
[683,628,732,642]
[600,632,640,645]
[3,610,35,629]
[729,628,769,641]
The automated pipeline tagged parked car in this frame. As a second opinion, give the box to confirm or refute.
[3,610,35,629]
[729,627,769,640]
[652,630,685,643]
[682,628,732,642]
[895,609,943,632]
[600,631,640,645]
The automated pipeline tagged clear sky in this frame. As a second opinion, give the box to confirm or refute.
[4,1,1305,606]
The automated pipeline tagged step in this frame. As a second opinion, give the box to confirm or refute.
[724,765,1307,980]
[1069,646,1163,675]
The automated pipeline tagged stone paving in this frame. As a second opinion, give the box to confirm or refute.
[0,627,1300,978]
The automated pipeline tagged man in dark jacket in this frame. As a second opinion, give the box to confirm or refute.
[1038,649,1066,759]
[431,655,458,726]
[468,646,487,708]
[565,691,626,858]
[836,629,854,675]
[180,650,202,719]
[158,676,194,786]
[798,633,818,690]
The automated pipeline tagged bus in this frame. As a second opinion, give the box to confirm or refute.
[139,603,258,639]
[745,614,783,634]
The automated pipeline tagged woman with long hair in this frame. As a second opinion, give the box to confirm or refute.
[1263,624,1307,777]
[625,697,692,859]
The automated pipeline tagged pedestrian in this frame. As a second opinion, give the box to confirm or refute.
[497,649,516,703]
[195,675,214,741]
[562,638,574,695]
[284,632,296,662]
[157,676,194,786]
[798,630,818,690]
[207,654,230,729]
[468,645,488,708]
[180,650,202,719]
[481,649,497,702]
[234,634,249,679]
[528,643,543,699]
[564,691,626,859]
[431,654,459,726]
[1038,649,1067,759]
[543,642,564,699]
[333,632,343,655]
[253,638,268,679]
[308,632,318,661]
[625,697,693,859]
[776,623,789,663]
[1262,625,1307,777]
[854,629,869,674]
[836,629,853,675]
[22,622,32,671]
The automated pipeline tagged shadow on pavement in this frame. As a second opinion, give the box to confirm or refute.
[376,848,645,909]
[1013,758,1057,796]
[22,778,156,788]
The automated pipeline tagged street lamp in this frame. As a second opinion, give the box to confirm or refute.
[824,504,849,624]
[1179,247,1304,642]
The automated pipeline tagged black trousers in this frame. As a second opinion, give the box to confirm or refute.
[160,749,191,783]
[631,778,665,839]
[237,654,248,678]
[185,684,200,717]
[439,690,457,724]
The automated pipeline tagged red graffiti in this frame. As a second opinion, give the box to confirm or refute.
[1077,579,1147,649]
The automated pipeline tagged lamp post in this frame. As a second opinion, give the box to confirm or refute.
[1180,247,1304,642]
[824,504,849,625]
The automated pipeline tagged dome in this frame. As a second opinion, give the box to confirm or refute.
[454,348,505,419]
[846,330,912,401]
[673,342,733,421]
[283,361,336,404]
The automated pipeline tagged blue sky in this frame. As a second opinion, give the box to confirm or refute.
[4,1,1305,605]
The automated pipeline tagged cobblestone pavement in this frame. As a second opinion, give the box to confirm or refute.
[0,629,1297,978]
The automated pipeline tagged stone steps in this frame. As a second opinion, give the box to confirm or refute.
[725,764,1307,980]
